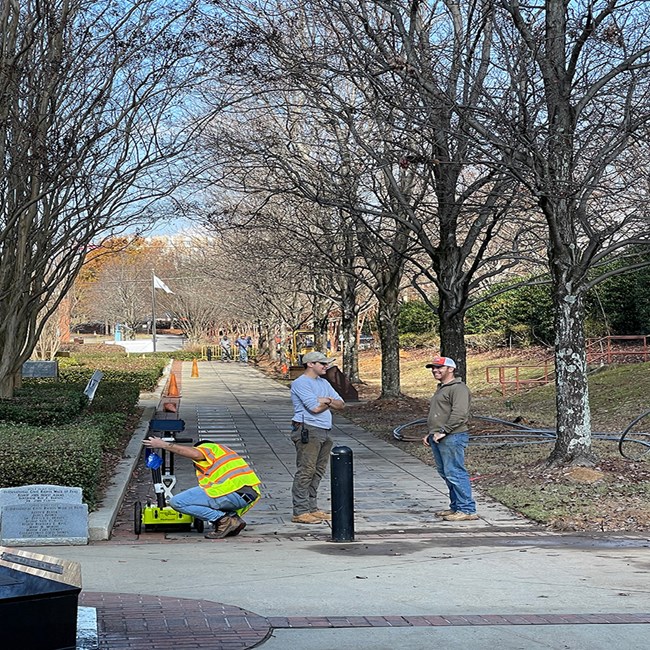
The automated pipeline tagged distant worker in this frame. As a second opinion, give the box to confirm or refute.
[290,351,345,524]
[235,334,250,363]
[422,356,478,521]
[142,437,261,538]
[219,334,232,362]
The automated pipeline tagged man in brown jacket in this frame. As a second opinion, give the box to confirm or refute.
[422,356,478,521]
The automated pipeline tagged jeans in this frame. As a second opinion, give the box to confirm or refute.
[169,487,248,523]
[429,432,476,514]
[239,348,248,362]
[291,425,333,515]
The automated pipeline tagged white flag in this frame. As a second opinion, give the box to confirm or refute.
[153,275,173,294]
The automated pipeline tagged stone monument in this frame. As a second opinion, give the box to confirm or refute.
[0,485,88,546]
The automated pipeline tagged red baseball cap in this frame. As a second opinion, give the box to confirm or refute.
[425,356,457,369]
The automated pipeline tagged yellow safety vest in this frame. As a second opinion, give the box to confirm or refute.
[195,443,261,515]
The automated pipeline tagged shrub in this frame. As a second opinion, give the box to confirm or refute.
[58,355,166,390]
[465,331,509,351]
[0,421,104,508]
[398,300,438,334]
[168,349,204,361]
[0,382,88,425]
[0,356,153,508]
[399,332,441,349]
[466,280,554,345]
[89,381,140,415]
[83,412,129,450]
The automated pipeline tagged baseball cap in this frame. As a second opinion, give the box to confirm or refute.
[425,356,456,369]
[302,351,335,364]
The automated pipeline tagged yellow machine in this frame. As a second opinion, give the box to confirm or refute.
[135,419,204,534]
[290,329,316,365]
[286,329,335,379]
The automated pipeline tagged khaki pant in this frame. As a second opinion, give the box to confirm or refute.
[291,424,333,516]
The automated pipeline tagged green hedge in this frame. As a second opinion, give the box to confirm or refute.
[0,367,143,509]
[0,383,89,425]
[83,412,129,450]
[0,421,105,508]
[58,355,167,391]
[89,381,140,415]
[0,378,141,426]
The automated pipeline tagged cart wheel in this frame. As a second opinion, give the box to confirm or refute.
[193,518,205,533]
[134,501,142,535]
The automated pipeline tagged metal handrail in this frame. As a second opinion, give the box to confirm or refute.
[485,361,554,396]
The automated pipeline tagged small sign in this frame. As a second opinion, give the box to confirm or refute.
[21,361,58,378]
[83,370,104,403]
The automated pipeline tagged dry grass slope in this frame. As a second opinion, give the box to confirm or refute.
[342,349,650,533]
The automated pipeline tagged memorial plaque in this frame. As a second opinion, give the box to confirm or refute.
[21,360,59,378]
[0,485,88,546]
[0,546,82,650]
[0,484,82,507]
[1,503,88,546]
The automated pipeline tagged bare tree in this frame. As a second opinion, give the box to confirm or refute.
[195,93,384,383]
[0,0,205,396]
[204,0,543,387]
[475,0,650,465]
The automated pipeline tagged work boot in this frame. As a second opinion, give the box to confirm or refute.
[443,512,479,521]
[291,513,323,524]
[226,515,247,537]
[435,509,456,517]
[205,515,240,539]
[310,510,332,521]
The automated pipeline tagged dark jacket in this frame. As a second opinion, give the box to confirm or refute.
[427,378,471,435]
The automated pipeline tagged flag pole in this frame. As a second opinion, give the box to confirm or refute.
[151,270,157,353]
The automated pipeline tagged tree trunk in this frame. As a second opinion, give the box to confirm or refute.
[0,369,20,399]
[256,320,269,357]
[339,288,360,383]
[548,280,595,466]
[438,306,467,381]
[377,287,401,398]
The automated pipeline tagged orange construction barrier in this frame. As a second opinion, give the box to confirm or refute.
[166,373,180,397]
[191,358,199,378]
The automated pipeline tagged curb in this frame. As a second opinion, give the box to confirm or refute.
[88,363,171,541]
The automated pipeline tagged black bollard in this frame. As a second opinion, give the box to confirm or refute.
[206,347,213,361]
[330,445,354,542]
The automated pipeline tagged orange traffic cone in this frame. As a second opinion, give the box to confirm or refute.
[281,363,288,375]
[162,401,177,413]
[167,373,180,397]
[191,358,199,378]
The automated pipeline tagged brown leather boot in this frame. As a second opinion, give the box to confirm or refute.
[205,515,240,538]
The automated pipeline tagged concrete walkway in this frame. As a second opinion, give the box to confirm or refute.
[30,361,650,649]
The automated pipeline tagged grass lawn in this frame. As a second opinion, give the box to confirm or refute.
[344,348,650,533]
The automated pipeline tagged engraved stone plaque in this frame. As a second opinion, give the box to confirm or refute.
[0,485,88,546]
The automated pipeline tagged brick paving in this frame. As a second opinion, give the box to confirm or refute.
[80,592,650,649]
[80,592,271,649]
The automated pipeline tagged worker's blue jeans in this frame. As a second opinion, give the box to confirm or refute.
[169,487,247,524]
[429,432,476,514]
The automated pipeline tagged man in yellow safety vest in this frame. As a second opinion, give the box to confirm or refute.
[143,437,261,538]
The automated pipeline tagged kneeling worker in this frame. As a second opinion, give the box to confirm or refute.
[142,437,261,538]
